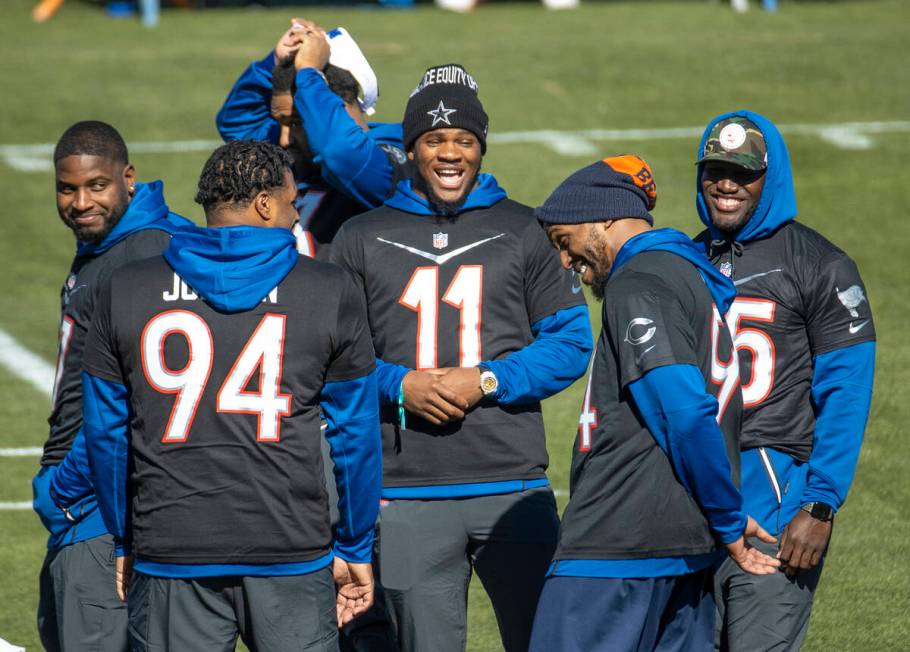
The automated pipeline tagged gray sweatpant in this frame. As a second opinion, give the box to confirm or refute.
[127,567,339,652]
[378,486,559,652]
[37,533,128,652]
[714,537,824,652]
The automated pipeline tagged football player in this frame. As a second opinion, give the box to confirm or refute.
[694,112,876,651]
[531,156,779,652]
[331,63,593,652]
[216,19,409,260]
[76,140,382,650]
[32,121,191,652]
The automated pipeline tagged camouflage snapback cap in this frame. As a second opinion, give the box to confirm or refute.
[696,117,767,170]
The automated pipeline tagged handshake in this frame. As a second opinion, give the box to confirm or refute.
[402,367,487,425]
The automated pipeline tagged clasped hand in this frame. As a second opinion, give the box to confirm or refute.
[274,17,330,71]
[402,367,485,426]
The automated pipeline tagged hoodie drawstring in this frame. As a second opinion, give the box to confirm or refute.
[709,239,744,278]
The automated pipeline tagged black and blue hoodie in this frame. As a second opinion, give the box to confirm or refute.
[695,110,876,535]
[80,224,382,577]
[36,181,192,550]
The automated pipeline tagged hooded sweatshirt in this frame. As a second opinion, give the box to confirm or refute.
[694,110,875,535]
[80,223,382,574]
[40,181,192,550]
[332,174,592,499]
[551,228,746,579]
[164,223,298,313]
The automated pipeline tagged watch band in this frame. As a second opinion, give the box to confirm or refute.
[801,502,835,522]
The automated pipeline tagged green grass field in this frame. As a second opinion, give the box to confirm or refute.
[1,0,908,649]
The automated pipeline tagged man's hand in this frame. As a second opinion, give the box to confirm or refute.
[402,370,468,425]
[293,26,330,72]
[115,554,133,602]
[777,508,832,576]
[434,367,484,409]
[333,558,374,628]
[274,18,316,63]
[724,516,781,575]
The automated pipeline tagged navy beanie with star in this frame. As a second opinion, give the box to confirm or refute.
[535,155,658,225]
[402,64,489,153]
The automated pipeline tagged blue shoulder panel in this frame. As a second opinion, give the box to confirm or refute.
[804,341,875,509]
[482,305,592,405]
[82,372,132,555]
[320,371,382,563]
[629,364,746,544]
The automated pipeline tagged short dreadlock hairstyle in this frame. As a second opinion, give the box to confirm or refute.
[194,140,293,212]
[272,57,360,107]
[53,121,129,165]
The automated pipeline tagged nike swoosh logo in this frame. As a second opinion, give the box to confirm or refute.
[571,274,583,294]
[634,344,656,366]
[848,319,869,334]
[733,269,783,287]
[376,233,506,265]
[68,284,88,296]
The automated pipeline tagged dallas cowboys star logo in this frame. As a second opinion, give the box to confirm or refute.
[427,101,457,126]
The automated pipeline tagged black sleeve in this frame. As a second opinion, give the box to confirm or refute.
[803,252,876,356]
[522,220,587,324]
[82,277,123,384]
[329,225,366,293]
[605,272,697,388]
[326,274,376,383]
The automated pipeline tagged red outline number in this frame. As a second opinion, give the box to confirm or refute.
[399,265,484,369]
[141,311,291,444]
[726,298,776,407]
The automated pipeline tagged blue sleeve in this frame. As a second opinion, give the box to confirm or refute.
[320,371,383,563]
[82,371,131,556]
[802,341,875,510]
[374,358,410,406]
[48,427,94,508]
[629,364,747,545]
[481,305,593,405]
[293,69,396,208]
[215,52,280,143]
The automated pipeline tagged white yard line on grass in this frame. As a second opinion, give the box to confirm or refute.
[0,501,33,510]
[0,448,42,457]
[3,121,909,172]
[0,328,53,397]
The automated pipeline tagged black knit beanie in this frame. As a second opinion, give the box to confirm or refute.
[534,155,658,225]
[403,64,489,153]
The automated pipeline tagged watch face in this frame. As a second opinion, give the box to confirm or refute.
[481,372,497,394]
[809,503,834,521]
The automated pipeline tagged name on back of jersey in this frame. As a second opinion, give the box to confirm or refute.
[161,272,278,304]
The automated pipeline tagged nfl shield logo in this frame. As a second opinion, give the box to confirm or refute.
[433,232,448,250]
[719,261,733,278]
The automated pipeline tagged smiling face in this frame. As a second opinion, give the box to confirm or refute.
[545,222,614,300]
[55,154,134,243]
[410,128,482,215]
[700,161,766,234]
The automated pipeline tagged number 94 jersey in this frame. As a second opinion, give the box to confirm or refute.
[81,255,375,566]
[331,198,585,488]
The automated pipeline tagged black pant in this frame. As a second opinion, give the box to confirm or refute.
[127,567,338,651]
[38,534,128,652]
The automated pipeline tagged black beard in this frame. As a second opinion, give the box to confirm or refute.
[415,170,478,218]
[590,272,609,301]
[70,199,128,244]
